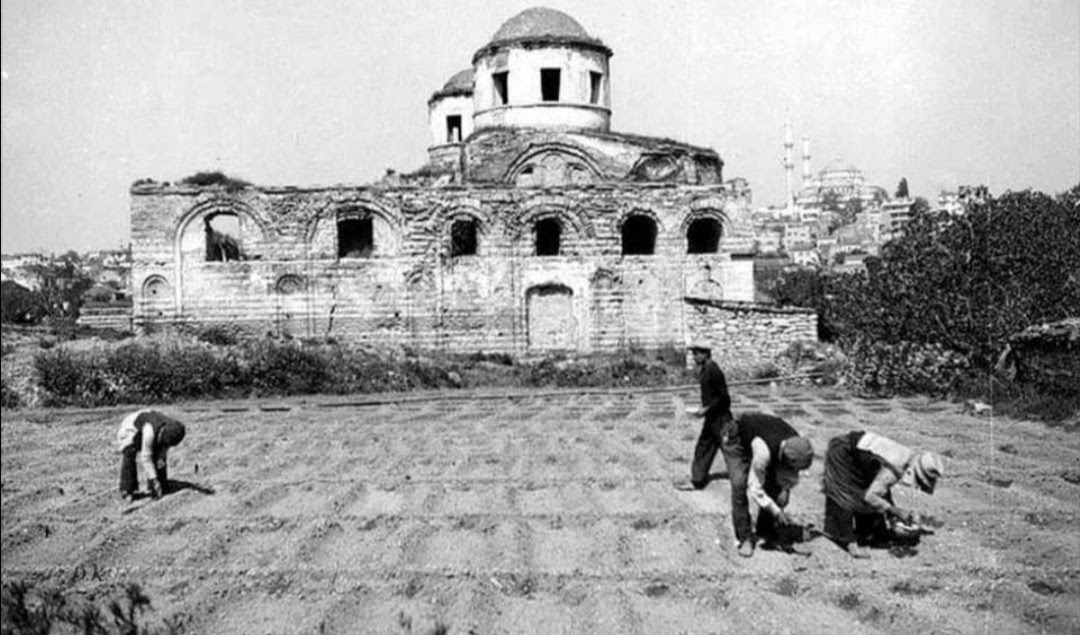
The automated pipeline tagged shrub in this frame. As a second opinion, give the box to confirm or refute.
[843,338,970,397]
[180,170,251,191]
[195,325,239,347]
[1,377,20,409]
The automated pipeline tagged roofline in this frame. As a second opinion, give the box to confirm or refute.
[472,36,613,64]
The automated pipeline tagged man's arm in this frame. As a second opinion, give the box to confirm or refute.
[747,438,789,521]
[863,467,912,521]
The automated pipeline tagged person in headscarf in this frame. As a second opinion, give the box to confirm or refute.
[726,412,815,557]
[822,430,944,558]
[116,409,187,502]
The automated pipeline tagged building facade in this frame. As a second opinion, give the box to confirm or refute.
[130,8,784,356]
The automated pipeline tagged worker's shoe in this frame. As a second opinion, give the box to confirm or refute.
[673,480,699,492]
[736,539,755,558]
[844,542,871,559]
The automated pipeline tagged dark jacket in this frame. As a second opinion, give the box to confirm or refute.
[699,359,732,423]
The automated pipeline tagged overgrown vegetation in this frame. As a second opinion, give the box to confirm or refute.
[27,334,697,408]
[769,184,1080,416]
[179,170,251,192]
[1,581,184,634]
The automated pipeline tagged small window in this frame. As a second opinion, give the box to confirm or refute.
[493,71,509,105]
[541,68,560,102]
[589,71,603,105]
[535,218,561,256]
[687,218,722,254]
[204,214,243,262]
[622,215,657,255]
[450,219,478,257]
[338,217,374,258]
[446,115,462,143]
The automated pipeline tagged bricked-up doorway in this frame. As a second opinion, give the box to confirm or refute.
[687,218,722,253]
[527,284,576,351]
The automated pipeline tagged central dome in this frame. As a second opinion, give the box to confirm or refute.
[490,7,592,42]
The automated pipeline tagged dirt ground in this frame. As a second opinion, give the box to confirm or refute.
[2,385,1078,634]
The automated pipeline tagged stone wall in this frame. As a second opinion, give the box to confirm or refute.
[683,298,818,369]
[130,181,755,354]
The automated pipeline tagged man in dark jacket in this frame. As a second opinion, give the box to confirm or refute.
[685,340,734,491]
[728,412,814,557]
[116,409,187,502]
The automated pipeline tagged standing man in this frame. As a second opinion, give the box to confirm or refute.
[116,409,187,502]
[727,412,815,557]
[685,340,734,491]
[822,430,944,558]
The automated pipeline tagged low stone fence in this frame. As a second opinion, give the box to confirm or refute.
[683,298,817,370]
[1007,317,1079,394]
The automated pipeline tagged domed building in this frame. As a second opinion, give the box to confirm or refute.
[128,8,814,362]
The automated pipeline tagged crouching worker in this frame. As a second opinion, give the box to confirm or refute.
[117,410,186,502]
[822,430,943,558]
[729,412,815,558]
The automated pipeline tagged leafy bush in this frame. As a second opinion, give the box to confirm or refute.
[195,325,240,347]
[1,376,20,409]
[180,170,251,191]
[843,338,970,397]
[1,581,184,634]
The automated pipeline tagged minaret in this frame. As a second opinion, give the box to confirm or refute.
[782,122,795,213]
[801,136,811,186]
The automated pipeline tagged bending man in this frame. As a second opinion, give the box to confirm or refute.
[728,412,814,557]
[822,430,943,558]
[117,409,187,502]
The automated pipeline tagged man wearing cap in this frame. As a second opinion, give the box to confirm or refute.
[685,340,734,491]
[727,412,815,557]
[822,430,944,558]
[116,409,187,502]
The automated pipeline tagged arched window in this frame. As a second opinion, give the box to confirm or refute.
[535,218,561,256]
[204,213,243,262]
[450,218,479,257]
[141,275,171,299]
[621,215,657,255]
[275,275,305,295]
[687,218,722,254]
[338,217,373,258]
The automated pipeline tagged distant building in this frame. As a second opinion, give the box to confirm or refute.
[127,7,790,357]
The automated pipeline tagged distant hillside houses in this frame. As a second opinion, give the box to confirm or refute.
[750,159,965,274]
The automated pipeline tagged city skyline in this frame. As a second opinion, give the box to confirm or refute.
[3,0,1079,254]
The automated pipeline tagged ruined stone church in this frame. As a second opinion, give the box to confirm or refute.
[130,7,792,356]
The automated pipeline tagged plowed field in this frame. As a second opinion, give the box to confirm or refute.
[3,387,1078,634]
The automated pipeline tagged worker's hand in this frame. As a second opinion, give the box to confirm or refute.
[775,509,794,526]
[684,406,704,417]
[148,479,163,500]
[891,507,915,524]
[776,490,790,509]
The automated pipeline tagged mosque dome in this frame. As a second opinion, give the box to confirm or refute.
[492,7,592,42]
[429,68,474,104]
[475,7,611,61]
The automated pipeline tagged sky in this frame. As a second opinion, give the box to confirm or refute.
[2,0,1078,254]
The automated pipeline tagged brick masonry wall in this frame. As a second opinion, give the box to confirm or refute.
[683,299,818,369]
[130,181,760,355]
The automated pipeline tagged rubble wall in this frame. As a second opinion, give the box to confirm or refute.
[683,299,818,369]
[130,182,758,354]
